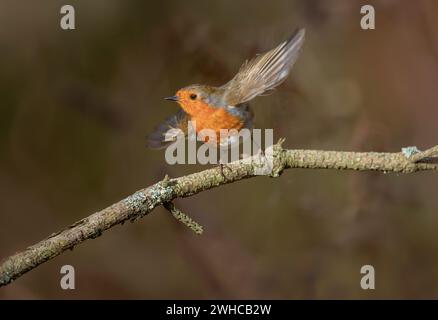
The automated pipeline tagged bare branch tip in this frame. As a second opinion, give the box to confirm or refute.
[163,202,203,235]
[162,174,171,187]
[276,137,286,148]
[404,145,438,163]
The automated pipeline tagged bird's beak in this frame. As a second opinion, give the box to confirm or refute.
[164,95,179,102]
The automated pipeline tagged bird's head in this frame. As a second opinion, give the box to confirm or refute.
[165,85,223,115]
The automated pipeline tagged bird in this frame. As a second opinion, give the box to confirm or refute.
[148,28,305,149]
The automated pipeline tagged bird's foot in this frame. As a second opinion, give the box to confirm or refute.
[218,163,233,180]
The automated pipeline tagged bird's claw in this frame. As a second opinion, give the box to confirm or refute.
[219,163,232,180]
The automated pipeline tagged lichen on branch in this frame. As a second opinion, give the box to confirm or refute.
[1,140,437,287]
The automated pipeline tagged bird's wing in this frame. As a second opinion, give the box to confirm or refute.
[222,29,305,106]
[147,109,189,149]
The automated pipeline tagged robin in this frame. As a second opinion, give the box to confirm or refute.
[148,28,305,149]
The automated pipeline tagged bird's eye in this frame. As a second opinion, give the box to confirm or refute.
[190,93,197,100]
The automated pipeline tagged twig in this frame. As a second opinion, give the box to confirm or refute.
[164,202,204,235]
[409,146,438,163]
[0,140,437,287]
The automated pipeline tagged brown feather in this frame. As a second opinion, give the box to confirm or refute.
[222,29,305,106]
[147,109,189,149]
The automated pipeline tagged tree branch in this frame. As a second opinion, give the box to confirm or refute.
[1,140,437,287]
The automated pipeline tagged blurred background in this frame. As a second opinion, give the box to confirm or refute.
[1,0,438,299]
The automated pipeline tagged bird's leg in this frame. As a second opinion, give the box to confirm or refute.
[251,137,273,174]
[218,163,233,179]
[252,136,266,159]
[218,144,233,179]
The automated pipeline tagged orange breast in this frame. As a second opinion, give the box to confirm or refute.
[195,108,243,131]
[180,100,244,144]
